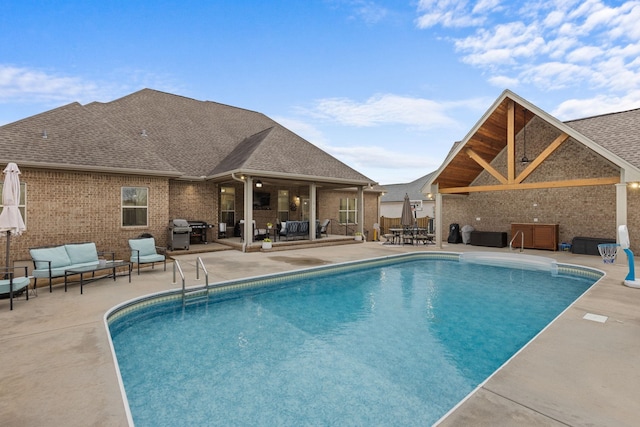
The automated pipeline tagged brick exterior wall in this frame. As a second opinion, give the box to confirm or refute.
[3,172,381,267]
[7,168,170,263]
[169,181,218,241]
[318,189,379,239]
[439,117,640,252]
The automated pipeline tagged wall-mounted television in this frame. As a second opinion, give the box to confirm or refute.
[253,191,271,209]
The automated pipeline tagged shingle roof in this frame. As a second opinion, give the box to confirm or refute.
[380,172,436,202]
[564,107,640,169]
[0,89,374,184]
[0,101,178,174]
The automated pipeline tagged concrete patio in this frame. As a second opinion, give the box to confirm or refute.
[1,242,639,426]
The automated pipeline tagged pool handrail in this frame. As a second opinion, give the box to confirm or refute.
[509,230,525,252]
[196,256,209,289]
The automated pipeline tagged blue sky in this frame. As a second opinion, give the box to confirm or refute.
[2,1,640,184]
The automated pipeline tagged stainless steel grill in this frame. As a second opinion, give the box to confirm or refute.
[168,219,191,250]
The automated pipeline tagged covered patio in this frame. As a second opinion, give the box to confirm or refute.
[166,232,363,256]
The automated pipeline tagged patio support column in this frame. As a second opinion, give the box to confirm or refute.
[309,182,317,241]
[616,182,627,242]
[357,186,364,235]
[435,191,443,248]
[245,176,254,246]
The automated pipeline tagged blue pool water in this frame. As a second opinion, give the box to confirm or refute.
[108,254,600,426]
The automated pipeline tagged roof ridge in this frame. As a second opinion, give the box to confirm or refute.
[1,102,82,127]
[565,106,640,123]
[91,88,271,118]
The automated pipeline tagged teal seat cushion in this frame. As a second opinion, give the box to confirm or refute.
[0,276,30,294]
[30,246,71,270]
[129,238,157,257]
[131,254,165,264]
[65,243,99,265]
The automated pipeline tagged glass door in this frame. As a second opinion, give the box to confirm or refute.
[220,186,235,228]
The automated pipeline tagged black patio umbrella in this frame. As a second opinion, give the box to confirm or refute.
[400,193,414,227]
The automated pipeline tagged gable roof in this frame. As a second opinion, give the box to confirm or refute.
[0,89,375,186]
[381,172,436,202]
[425,89,640,194]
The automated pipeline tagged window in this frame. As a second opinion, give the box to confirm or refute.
[277,190,289,222]
[122,187,148,227]
[339,198,357,224]
[0,182,26,224]
[220,186,235,226]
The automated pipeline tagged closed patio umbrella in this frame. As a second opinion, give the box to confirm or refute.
[0,163,26,268]
[400,193,414,227]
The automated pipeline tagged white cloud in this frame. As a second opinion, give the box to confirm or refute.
[302,93,461,129]
[416,0,488,28]
[472,0,502,15]
[520,62,592,90]
[0,65,101,104]
[488,74,520,88]
[319,141,445,184]
[553,90,640,119]
[329,0,390,25]
[0,64,182,107]
[418,0,640,117]
[455,22,545,67]
[352,1,388,24]
[271,116,329,146]
[565,45,603,63]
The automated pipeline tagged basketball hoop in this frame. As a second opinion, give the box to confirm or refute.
[598,243,620,264]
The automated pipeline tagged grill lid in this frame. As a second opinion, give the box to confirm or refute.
[169,219,191,231]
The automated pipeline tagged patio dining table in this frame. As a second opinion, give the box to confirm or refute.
[387,227,435,245]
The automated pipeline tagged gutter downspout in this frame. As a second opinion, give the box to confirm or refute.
[231,173,248,253]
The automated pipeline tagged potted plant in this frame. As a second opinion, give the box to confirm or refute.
[354,232,363,241]
[266,222,273,229]
[262,238,272,249]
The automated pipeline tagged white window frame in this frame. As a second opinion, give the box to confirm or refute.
[339,197,357,225]
[121,186,148,227]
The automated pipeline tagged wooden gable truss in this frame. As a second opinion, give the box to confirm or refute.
[434,94,620,195]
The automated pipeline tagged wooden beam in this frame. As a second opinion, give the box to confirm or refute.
[466,148,508,184]
[507,100,515,183]
[439,176,620,194]
[515,133,570,184]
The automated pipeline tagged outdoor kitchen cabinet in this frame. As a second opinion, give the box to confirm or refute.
[510,223,559,251]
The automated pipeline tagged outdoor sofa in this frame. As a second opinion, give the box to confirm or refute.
[30,242,114,292]
[278,220,324,240]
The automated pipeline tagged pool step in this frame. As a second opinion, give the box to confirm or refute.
[183,287,209,305]
[175,257,211,307]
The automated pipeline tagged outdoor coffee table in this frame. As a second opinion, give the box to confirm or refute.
[64,261,132,294]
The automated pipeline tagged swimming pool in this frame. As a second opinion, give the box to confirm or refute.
[106,252,602,426]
